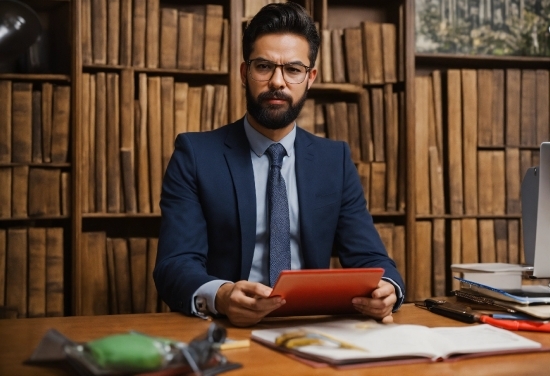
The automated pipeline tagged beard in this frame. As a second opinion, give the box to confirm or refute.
[245,82,309,130]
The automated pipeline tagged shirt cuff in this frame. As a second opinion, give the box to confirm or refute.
[191,280,232,316]
[381,277,404,312]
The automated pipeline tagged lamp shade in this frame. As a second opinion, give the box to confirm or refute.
[0,0,42,62]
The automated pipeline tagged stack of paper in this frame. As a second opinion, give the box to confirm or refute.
[450,263,529,290]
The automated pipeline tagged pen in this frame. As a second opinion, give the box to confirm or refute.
[479,316,550,333]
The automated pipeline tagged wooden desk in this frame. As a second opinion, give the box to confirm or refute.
[1,304,549,376]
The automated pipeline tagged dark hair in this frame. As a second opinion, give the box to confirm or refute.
[242,2,320,68]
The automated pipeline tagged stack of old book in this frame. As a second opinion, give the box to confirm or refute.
[451,263,550,320]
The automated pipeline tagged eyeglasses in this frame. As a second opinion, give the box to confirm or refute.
[246,59,311,84]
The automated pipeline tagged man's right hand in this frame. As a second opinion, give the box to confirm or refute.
[215,281,285,327]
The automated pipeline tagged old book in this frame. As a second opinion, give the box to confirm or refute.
[106,0,120,65]
[461,69,478,215]
[11,82,32,163]
[371,87,385,162]
[505,69,521,145]
[41,83,53,163]
[161,76,175,172]
[397,91,406,212]
[358,90,372,162]
[347,103,361,162]
[491,70,505,145]
[11,166,29,218]
[28,168,61,217]
[324,103,337,141]
[384,86,398,211]
[5,228,28,317]
[314,103,326,137]
[321,29,332,83]
[0,80,11,163]
[51,85,71,163]
[119,70,134,186]
[415,76,430,215]
[174,82,189,135]
[119,0,132,65]
[374,223,394,258]
[0,229,5,305]
[145,0,159,68]
[333,102,348,143]
[87,76,96,212]
[243,0,264,18]
[61,171,70,216]
[477,69,493,146]
[296,99,315,134]
[106,74,121,213]
[147,76,162,214]
[219,19,229,72]
[492,151,506,215]
[477,151,493,215]
[461,218,478,264]
[505,148,521,214]
[91,0,107,64]
[177,12,193,70]
[190,11,205,70]
[81,0,93,65]
[414,221,432,301]
[535,70,549,142]
[112,238,132,314]
[356,162,370,206]
[105,238,118,314]
[81,232,109,315]
[432,218,446,297]
[132,0,146,67]
[361,22,383,84]
[478,220,496,263]
[397,4,405,82]
[204,4,224,72]
[343,28,363,85]
[200,84,215,132]
[381,23,397,83]
[0,167,11,218]
[520,70,536,146]
[145,237,159,313]
[159,7,178,69]
[313,22,322,84]
[212,85,228,129]
[507,220,520,265]
[428,146,445,215]
[129,238,147,313]
[46,227,64,317]
[31,90,43,162]
[331,29,346,83]
[369,162,386,213]
[450,219,462,291]
[137,74,150,213]
[120,148,137,213]
[431,71,444,156]
[28,227,47,318]
[95,73,107,212]
[494,219,508,263]
[186,86,203,133]
[447,70,463,215]
[392,225,406,283]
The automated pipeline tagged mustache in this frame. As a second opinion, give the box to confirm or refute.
[257,90,292,102]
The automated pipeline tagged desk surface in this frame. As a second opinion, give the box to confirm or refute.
[1,304,549,376]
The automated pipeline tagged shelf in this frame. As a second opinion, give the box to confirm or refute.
[82,64,229,75]
[0,74,71,82]
[82,213,162,219]
[416,53,550,70]
[0,163,71,168]
[0,215,70,222]
[415,214,522,220]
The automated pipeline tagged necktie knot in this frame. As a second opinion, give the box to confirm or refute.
[266,143,286,168]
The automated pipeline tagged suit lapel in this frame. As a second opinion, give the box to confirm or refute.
[223,120,257,279]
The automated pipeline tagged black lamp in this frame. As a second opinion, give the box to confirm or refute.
[0,0,42,65]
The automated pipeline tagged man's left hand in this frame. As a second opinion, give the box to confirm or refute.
[351,280,396,323]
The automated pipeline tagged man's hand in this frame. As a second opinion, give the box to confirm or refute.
[215,281,286,327]
[351,280,397,323]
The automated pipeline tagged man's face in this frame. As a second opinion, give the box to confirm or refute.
[241,33,317,130]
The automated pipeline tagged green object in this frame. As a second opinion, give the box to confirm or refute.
[85,332,170,372]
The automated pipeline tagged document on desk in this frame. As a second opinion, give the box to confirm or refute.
[457,278,550,305]
[251,319,543,366]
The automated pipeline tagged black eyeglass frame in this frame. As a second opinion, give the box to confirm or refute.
[246,58,312,84]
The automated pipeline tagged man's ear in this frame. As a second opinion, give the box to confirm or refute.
[307,67,318,87]
[240,62,248,85]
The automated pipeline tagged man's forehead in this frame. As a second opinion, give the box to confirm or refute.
[251,33,310,63]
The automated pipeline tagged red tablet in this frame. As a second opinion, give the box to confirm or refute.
[267,268,384,317]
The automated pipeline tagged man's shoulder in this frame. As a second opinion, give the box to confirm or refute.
[296,127,347,150]
[177,118,244,143]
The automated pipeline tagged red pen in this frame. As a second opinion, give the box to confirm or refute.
[479,316,550,333]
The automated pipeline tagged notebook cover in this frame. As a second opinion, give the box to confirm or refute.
[267,268,384,317]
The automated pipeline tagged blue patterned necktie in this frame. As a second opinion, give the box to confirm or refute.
[265,143,291,287]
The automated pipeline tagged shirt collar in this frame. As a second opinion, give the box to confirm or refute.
[243,114,296,158]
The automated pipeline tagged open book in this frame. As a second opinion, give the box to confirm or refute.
[251,319,542,366]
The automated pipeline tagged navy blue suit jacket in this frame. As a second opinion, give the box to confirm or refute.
[154,118,405,315]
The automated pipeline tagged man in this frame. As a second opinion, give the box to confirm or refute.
[154,2,405,327]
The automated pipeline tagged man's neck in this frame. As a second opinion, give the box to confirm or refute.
[246,113,294,142]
